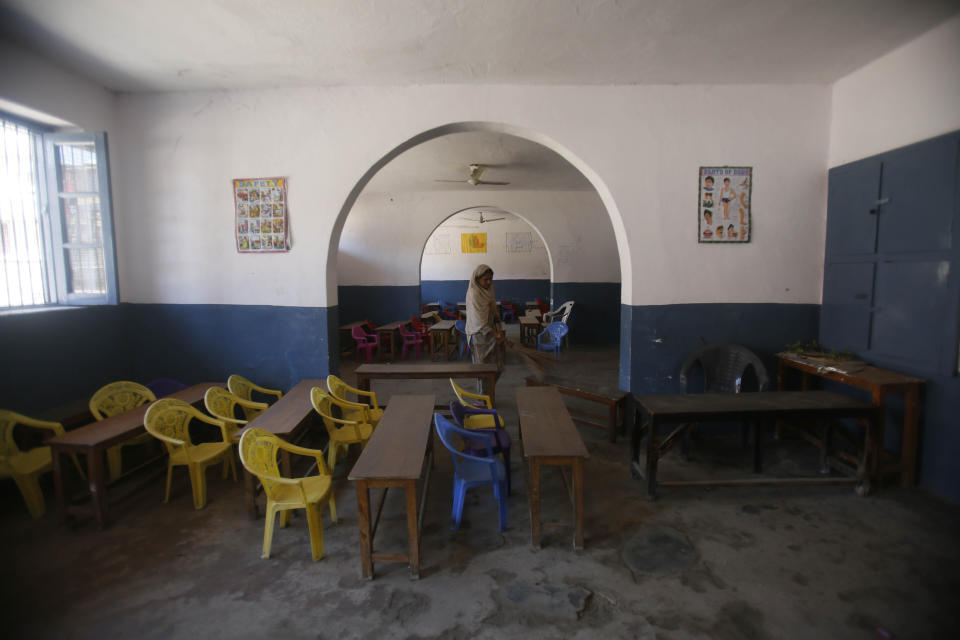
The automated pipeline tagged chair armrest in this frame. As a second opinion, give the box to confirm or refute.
[238,398,269,411]
[456,387,493,408]
[462,405,503,429]
[251,383,283,400]
[276,440,331,475]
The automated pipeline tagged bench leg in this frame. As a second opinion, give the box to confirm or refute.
[357,481,373,579]
[529,458,542,548]
[573,458,584,550]
[405,479,420,579]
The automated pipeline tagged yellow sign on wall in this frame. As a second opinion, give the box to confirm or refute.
[461,233,487,253]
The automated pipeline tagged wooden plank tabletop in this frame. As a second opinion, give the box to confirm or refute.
[349,394,436,481]
[242,378,324,438]
[516,386,589,459]
[635,390,875,422]
[339,320,367,330]
[376,320,407,331]
[429,320,455,332]
[355,363,497,377]
[527,374,627,400]
[775,352,925,387]
[48,382,222,450]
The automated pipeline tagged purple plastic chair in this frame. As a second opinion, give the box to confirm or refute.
[397,323,424,360]
[454,320,470,359]
[351,325,378,362]
[145,378,188,398]
[450,401,511,495]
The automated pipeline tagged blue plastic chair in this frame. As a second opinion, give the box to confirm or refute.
[434,414,508,532]
[536,321,569,358]
[449,401,511,495]
[454,320,471,359]
[500,301,516,323]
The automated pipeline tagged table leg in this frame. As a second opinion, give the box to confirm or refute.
[607,402,617,443]
[752,419,763,473]
[902,385,920,487]
[53,447,67,524]
[819,418,833,474]
[486,374,496,406]
[529,457,542,548]
[856,413,877,496]
[573,458,584,550]
[645,420,659,501]
[88,448,108,529]
[871,390,887,483]
[356,480,373,579]
[358,374,370,393]
[405,479,420,579]
[244,468,259,519]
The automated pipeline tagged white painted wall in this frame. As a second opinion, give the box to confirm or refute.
[340,192,616,286]
[2,39,835,308]
[108,83,830,307]
[419,210,550,282]
[829,14,960,168]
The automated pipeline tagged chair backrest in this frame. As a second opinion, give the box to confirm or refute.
[678,343,770,394]
[310,387,354,437]
[449,378,492,409]
[145,378,188,398]
[352,325,373,343]
[145,398,225,450]
[0,410,64,459]
[434,414,496,480]
[238,427,286,499]
[454,320,466,335]
[398,323,413,338]
[535,298,550,315]
[363,319,377,333]
[448,400,468,427]
[410,316,427,332]
[556,300,575,323]
[204,387,265,424]
[227,374,282,402]
[89,381,157,420]
[540,321,569,344]
[326,374,358,405]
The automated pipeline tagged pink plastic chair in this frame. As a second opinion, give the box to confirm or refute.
[351,325,378,362]
[397,323,424,360]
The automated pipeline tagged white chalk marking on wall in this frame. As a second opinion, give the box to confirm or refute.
[506,231,532,253]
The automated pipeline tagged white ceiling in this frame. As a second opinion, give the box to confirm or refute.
[1,0,957,92]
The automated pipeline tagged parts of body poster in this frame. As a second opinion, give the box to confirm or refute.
[234,177,289,252]
[698,167,751,243]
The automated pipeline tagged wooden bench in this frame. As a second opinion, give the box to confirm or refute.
[355,362,499,406]
[238,378,325,519]
[516,386,590,550]
[427,319,456,360]
[349,394,435,579]
[525,375,629,442]
[49,382,221,529]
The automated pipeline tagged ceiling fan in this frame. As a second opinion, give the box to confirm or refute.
[443,211,506,228]
[435,163,510,186]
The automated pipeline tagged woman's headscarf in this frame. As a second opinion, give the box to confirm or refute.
[465,264,497,335]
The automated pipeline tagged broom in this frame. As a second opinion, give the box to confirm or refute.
[504,338,555,381]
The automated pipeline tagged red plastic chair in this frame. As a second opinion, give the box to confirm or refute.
[500,301,518,323]
[535,298,550,316]
[397,323,424,360]
[351,326,378,362]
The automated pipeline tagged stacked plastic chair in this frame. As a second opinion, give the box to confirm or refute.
[351,326,378,362]
[398,322,424,359]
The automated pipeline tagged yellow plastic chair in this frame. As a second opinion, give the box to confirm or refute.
[144,398,237,510]
[239,427,337,561]
[227,374,282,420]
[326,374,384,427]
[449,379,501,430]
[203,387,268,440]
[0,410,85,518]
[89,381,157,481]
[310,388,374,472]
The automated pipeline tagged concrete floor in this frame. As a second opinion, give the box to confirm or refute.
[3,329,959,639]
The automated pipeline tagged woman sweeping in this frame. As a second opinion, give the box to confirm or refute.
[465,264,505,390]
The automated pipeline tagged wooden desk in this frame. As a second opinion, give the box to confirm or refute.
[349,394,435,579]
[631,391,878,501]
[776,352,924,487]
[374,321,406,361]
[428,319,455,360]
[516,386,589,550]
[519,316,540,347]
[525,375,629,443]
[49,382,221,529]
[238,379,324,519]
[355,363,499,406]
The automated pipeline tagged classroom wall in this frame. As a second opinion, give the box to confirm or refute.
[829,14,960,169]
[824,18,960,503]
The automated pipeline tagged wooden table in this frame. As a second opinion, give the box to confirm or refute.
[516,386,590,550]
[776,352,925,487]
[525,375,629,442]
[428,319,455,360]
[349,394,435,579]
[631,391,879,501]
[238,379,324,519]
[355,362,499,406]
[375,321,406,361]
[519,316,541,347]
[49,382,221,529]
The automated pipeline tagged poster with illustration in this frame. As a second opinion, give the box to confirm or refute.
[461,233,487,253]
[234,177,289,252]
[698,167,751,243]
